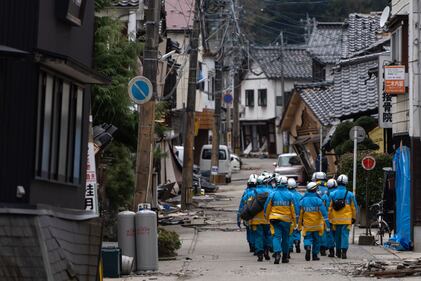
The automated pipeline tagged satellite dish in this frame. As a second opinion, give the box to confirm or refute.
[380,6,391,28]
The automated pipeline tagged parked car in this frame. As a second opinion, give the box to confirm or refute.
[273,153,305,184]
[200,145,232,183]
[230,153,242,171]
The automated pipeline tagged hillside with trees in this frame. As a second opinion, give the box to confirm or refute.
[240,0,390,45]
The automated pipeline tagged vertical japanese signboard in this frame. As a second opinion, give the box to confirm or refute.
[379,55,393,128]
[85,142,99,214]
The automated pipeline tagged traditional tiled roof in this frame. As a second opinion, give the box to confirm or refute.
[342,13,382,58]
[333,53,381,119]
[165,0,194,30]
[112,0,139,8]
[252,46,313,80]
[296,82,335,126]
[307,22,345,64]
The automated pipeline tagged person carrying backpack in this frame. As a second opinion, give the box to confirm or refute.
[328,174,358,259]
[237,174,258,253]
[264,176,296,264]
[249,174,272,262]
[324,178,338,257]
[299,182,330,262]
[315,172,329,256]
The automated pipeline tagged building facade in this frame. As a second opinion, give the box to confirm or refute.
[0,1,107,279]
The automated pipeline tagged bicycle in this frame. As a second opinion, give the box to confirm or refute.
[368,200,392,246]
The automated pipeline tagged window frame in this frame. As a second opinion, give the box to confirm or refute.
[35,69,85,186]
[245,89,254,107]
[258,89,267,107]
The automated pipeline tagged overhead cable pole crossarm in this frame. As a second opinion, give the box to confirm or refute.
[181,0,201,210]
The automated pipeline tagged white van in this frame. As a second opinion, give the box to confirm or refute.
[199,145,232,183]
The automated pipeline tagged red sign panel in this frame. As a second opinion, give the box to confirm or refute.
[362,156,376,171]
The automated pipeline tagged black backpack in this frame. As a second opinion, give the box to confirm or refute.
[240,190,268,220]
[332,190,348,211]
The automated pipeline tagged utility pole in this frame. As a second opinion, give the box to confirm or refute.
[133,0,161,209]
[233,71,241,155]
[210,62,223,183]
[181,0,200,210]
[280,32,288,153]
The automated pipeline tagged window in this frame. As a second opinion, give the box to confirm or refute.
[35,71,85,184]
[391,27,402,63]
[276,96,283,106]
[258,89,267,106]
[245,90,254,107]
[207,73,215,101]
[201,149,227,160]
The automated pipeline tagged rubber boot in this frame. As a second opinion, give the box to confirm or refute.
[257,253,263,262]
[274,252,281,264]
[282,253,289,263]
[249,244,255,253]
[328,248,335,258]
[341,249,347,259]
[320,247,326,256]
[264,248,270,260]
[312,254,320,261]
[295,241,301,253]
[335,248,341,258]
[305,246,311,261]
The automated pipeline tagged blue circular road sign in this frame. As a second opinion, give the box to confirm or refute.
[128,76,153,104]
[223,93,233,104]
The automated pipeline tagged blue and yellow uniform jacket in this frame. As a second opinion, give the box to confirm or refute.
[317,180,328,198]
[249,185,271,226]
[298,192,329,236]
[264,186,296,225]
[328,185,358,225]
[289,189,303,222]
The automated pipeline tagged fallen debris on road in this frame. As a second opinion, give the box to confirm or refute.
[353,258,421,278]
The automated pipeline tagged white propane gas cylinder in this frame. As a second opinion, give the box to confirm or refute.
[117,211,136,271]
[135,209,158,271]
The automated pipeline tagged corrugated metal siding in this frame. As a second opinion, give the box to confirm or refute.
[0,0,38,51]
[392,0,410,16]
[0,59,38,204]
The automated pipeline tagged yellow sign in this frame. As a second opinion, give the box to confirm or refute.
[369,127,384,153]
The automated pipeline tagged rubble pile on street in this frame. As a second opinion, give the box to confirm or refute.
[353,258,421,278]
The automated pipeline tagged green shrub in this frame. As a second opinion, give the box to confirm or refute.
[337,152,393,208]
[158,228,181,257]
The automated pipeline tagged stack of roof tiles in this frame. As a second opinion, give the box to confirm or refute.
[252,46,313,80]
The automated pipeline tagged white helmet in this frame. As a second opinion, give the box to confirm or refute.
[315,172,327,180]
[248,174,258,186]
[257,175,265,184]
[311,172,317,182]
[337,174,348,185]
[306,182,318,192]
[287,178,297,189]
[327,179,337,189]
[279,176,288,185]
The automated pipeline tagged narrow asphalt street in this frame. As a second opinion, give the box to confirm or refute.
[108,158,416,281]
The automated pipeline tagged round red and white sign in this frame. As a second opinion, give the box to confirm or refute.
[362,155,376,171]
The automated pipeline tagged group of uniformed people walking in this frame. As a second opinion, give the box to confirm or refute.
[237,171,358,264]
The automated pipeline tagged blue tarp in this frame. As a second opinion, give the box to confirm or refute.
[390,146,412,250]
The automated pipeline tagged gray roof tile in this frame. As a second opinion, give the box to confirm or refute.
[252,46,313,80]
[343,13,382,58]
[112,0,139,7]
[333,54,379,119]
[296,82,335,125]
[308,23,345,64]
